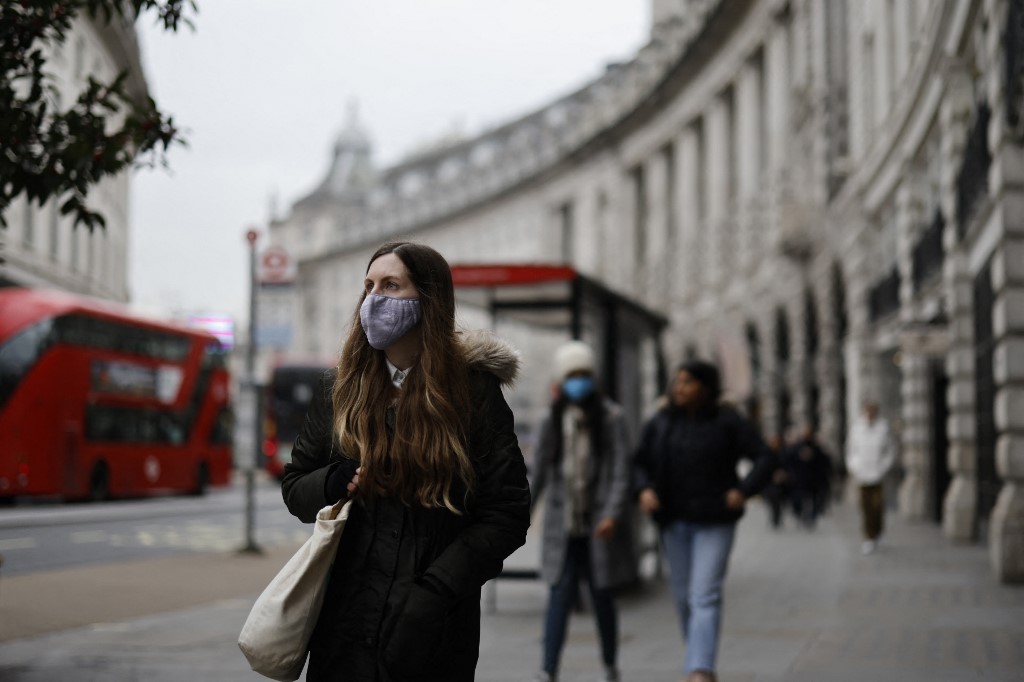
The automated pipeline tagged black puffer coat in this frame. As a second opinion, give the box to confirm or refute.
[281,332,530,682]
[632,403,776,526]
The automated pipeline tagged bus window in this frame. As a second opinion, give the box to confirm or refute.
[85,406,186,444]
[210,405,234,445]
[0,319,53,409]
[53,314,191,361]
[202,341,228,369]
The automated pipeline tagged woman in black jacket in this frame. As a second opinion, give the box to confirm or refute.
[633,360,776,682]
[281,241,531,682]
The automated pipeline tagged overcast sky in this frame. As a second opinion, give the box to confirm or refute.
[129,1,650,323]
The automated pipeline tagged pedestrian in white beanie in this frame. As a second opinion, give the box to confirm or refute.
[529,339,634,682]
[553,340,596,381]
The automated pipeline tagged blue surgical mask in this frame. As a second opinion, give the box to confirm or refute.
[359,294,422,350]
[562,376,594,402]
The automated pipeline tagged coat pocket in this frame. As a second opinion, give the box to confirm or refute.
[380,583,453,678]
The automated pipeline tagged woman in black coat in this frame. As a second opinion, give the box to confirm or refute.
[633,360,776,682]
[281,241,531,682]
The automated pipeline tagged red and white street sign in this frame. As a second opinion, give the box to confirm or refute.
[258,246,296,285]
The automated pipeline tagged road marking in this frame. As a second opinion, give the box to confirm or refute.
[71,530,108,543]
[0,537,37,551]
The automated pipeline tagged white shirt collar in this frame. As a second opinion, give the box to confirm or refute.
[385,358,411,388]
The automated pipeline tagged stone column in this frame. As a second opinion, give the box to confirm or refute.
[607,168,634,294]
[674,126,701,312]
[985,0,1024,582]
[898,352,932,520]
[872,1,893,122]
[704,95,730,291]
[765,14,791,180]
[644,149,671,309]
[890,0,910,88]
[788,295,809,434]
[942,251,978,542]
[940,56,980,542]
[843,220,883,500]
[736,60,762,272]
[897,178,933,520]
[815,262,844,462]
[990,234,1024,581]
[759,310,781,440]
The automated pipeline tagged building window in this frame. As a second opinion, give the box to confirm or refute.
[722,86,737,202]
[694,118,706,222]
[558,201,574,263]
[663,143,676,256]
[631,165,647,268]
[86,222,95,277]
[74,37,85,79]
[595,190,608,274]
[23,200,35,249]
[754,48,768,175]
[863,33,877,130]
[49,200,60,259]
[70,224,79,271]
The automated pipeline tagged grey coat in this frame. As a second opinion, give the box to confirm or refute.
[529,397,637,589]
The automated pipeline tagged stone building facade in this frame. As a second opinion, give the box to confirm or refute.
[0,12,145,302]
[270,0,1024,582]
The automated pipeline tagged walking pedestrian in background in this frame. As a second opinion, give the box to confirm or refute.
[528,340,634,682]
[760,434,789,530]
[782,424,832,529]
[845,401,895,554]
[633,360,777,682]
[281,241,531,682]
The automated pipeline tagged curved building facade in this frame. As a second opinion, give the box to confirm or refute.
[0,12,146,303]
[271,0,1024,581]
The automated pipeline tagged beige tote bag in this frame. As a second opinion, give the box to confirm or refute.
[239,498,353,681]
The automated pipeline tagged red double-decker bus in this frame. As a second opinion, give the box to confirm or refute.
[0,288,234,501]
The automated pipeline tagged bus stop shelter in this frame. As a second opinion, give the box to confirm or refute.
[451,263,669,592]
[450,263,669,450]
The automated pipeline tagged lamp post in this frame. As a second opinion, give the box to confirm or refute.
[240,228,263,555]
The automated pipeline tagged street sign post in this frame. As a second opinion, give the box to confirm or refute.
[240,229,263,556]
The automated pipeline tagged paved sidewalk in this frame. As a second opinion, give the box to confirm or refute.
[0,500,1021,681]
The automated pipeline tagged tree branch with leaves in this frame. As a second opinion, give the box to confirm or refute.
[1,0,195,233]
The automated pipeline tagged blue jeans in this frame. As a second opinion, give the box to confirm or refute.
[542,536,618,675]
[661,520,737,674]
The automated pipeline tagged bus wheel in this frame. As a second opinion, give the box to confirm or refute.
[191,462,209,496]
[89,463,110,502]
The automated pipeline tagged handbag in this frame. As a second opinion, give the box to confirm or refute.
[239,497,353,681]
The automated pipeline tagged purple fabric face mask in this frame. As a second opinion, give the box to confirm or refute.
[359,294,422,350]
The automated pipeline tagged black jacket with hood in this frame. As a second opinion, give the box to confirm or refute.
[281,332,530,682]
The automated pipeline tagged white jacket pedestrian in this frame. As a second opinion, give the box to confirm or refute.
[845,414,895,485]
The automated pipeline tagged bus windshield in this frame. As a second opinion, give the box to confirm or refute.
[270,366,324,443]
[264,364,329,479]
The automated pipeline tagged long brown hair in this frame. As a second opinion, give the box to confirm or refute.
[332,241,473,511]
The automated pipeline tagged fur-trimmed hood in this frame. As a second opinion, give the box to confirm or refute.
[459,329,520,386]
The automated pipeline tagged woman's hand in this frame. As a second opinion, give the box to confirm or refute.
[725,488,746,510]
[346,467,362,497]
[325,462,361,503]
[594,517,617,540]
[638,488,661,514]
